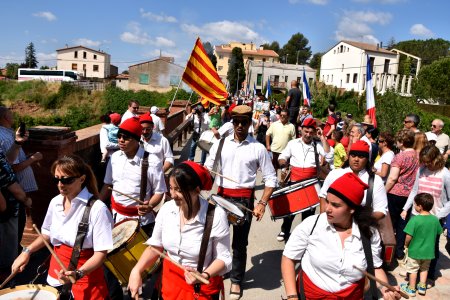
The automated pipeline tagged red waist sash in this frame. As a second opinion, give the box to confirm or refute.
[49,244,108,300]
[291,167,317,182]
[217,187,253,198]
[111,194,138,216]
[299,270,365,300]
[161,258,223,300]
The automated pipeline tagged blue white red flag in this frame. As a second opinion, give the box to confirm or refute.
[302,69,311,106]
[366,55,377,127]
[253,82,257,96]
[265,77,271,99]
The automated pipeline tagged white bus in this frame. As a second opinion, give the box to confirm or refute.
[18,69,79,82]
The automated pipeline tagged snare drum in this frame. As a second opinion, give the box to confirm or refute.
[0,284,59,299]
[268,178,320,220]
[197,130,217,153]
[209,194,245,225]
[104,219,160,285]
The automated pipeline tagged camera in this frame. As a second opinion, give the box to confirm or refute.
[19,122,26,137]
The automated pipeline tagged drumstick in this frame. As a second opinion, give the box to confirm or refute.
[353,265,409,299]
[0,269,18,289]
[32,224,76,284]
[209,170,239,184]
[233,201,257,215]
[148,246,210,285]
[108,187,146,205]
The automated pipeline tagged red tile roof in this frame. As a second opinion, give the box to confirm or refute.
[341,40,394,55]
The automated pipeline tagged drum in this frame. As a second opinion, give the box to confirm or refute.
[209,195,245,225]
[104,219,160,285]
[0,284,59,299]
[197,130,217,153]
[267,178,320,220]
[378,213,396,265]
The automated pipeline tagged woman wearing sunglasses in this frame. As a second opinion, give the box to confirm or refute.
[12,155,114,300]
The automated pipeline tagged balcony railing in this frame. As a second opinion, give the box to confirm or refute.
[270,81,287,89]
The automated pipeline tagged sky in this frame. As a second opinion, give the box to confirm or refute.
[1,0,448,72]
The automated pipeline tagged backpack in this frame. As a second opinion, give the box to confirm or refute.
[104,124,119,144]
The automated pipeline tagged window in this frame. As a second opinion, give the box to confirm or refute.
[83,51,87,59]
[169,75,180,86]
[331,75,333,82]
[297,77,301,83]
[326,75,329,82]
[334,50,336,54]
[384,59,390,73]
[256,74,262,86]
[219,55,224,59]
[74,51,78,58]
[285,76,288,83]
[227,59,230,65]
[139,73,149,84]
[83,64,86,70]
[71,63,77,70]
[369,57,375,74]
[340,45,343,53]
[248,57,254,61]
[93,65,99,72]
[94,54,97,60]
[218,66,223,71]
[353,73,358,83]
[346,74,350,83]
[262,58,266,62]
[341,64,344,72]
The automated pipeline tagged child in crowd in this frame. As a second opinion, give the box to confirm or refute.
[100,112,121,162]
[401,193,443,296]
[332,130,347,169]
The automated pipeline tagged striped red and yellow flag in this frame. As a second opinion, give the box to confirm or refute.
[182,37,228,106]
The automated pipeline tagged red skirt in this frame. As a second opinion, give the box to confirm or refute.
[48,244,108,300]
[161,258,224,300]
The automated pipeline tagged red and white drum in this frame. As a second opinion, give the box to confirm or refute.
[268,178,320,220]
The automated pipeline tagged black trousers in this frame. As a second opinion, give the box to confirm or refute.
[387,193,410,259]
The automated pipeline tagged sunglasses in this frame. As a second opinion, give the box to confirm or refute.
[53,176,79,185]
[232,119,250,126]
[378,139,385,143]
[404,120,413,124]
[431,125,438,128]
[131,106,139,110]
[117,133,132,141]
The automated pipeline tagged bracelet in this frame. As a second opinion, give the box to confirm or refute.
[287,295,299,299]
[22,247,31,255]
[202,271,211,280]
[257,201,268,207]
[75,269,85,280]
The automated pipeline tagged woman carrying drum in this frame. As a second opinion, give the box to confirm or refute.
[128,161,231,300]
[11,155,114,300]
[281,172,401,300]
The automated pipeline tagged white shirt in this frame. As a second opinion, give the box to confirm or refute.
[41,187,114,285]
[142,133,174,166]
[283,213,382,293]
[104,147,167,225]
[186,113,210,133]
[99,125,119,157]
[373,150,395,182]
[279,138,332,168]
[205,135,277,189]
[120,110,136,124]
[319,168,388,215]
[151,113,165,134]
[218,121,234,138]
[146,198,232,274]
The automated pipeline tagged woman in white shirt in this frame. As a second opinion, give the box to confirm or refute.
[129,161,231,300]
[373,131,395,182]
[12,155,114,299]
[282,172,401,300]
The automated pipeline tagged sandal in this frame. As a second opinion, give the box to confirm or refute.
[229,283,242,300]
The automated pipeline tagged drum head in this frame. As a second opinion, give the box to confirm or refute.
[210,195,244,217]
[110,219,139,252]
[0,284,59,299]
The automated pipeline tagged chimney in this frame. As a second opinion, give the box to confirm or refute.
[376,43,379,50]
[380,41,383,49]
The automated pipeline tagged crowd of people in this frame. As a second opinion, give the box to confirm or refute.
[0,89,449,300]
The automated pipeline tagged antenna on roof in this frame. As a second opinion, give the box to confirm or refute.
[159,49,162,57]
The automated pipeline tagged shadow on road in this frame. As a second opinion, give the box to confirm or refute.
[244,249,284,292]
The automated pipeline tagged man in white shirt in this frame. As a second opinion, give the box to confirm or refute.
[120,100,140,124]
[150,106,165,134]
[186,105,210,164]
[428,119,449,155]
[350,123,373,161]
[205,105,277,299]
[140,113,174,172]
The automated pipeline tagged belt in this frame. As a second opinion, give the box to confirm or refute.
[111,195,139,216]
[217,187,253,199]
[291,167,316,182]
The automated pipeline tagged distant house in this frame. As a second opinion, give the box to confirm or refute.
[128,57,189,92]
[114,73,129,90]
[56,45,112,79]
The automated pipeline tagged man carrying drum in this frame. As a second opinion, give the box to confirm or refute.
[277,118,331,242]
[205,105,277,300]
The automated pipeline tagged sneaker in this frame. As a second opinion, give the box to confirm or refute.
[276,232,285,242]
[400,283,416,297]
[426,279,435,289]
[416,282,426,296]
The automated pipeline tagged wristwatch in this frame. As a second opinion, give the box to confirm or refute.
[22,247,31,255]
[75,269,85,280]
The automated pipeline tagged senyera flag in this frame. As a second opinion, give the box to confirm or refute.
[302,69,311,106]
[366,55,377,127]
[182,37,228,106]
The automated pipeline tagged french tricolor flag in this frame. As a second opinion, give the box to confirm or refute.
[366,55,377,127]
[302,69,311,106]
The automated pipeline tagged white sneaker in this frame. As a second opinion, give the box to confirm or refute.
[277,232,285,242]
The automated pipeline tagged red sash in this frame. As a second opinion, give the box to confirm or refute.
[161,258,223,300]
[291,167,317,182]
[49,244,108,300]
[111,194,138,216]
[217,187,253,198]
[300,270,365,300]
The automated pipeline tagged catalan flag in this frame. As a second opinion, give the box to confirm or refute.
[182,37,228,106]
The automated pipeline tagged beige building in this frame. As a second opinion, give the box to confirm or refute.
[56,45,111,79]
[214,42,279,83]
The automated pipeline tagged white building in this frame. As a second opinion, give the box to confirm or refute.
[320,40,417,95]
[56,45,112,79]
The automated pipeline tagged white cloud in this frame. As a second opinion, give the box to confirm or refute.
[32,11,56,21]
[73,38,103,48]
[154,37,176,47]
[181,20,262,44]
[289,0,328,4]
[410,24,434,38]
[335,10,392,44]
[120,22,176,47]
[140,8,177,23]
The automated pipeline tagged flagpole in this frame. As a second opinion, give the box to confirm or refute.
[184,91,194,111]
[168,77,183,112]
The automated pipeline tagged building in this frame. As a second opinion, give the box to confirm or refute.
[320,40,419,95]
[56,45,112,79]
[246,61,316,95]
[114,73,129,90]
[128,57,190,93]
[214,42,279,83]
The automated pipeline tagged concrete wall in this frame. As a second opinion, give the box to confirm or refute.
[57,47,111,78]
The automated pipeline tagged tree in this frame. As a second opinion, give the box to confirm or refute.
[5,63,19,79]
[261,41,281,54]
[203,41,217,69]
[227,47,246,96]
[280,33,312,64]
[413,57,450,105]
[386,37,396,50]
[309,52,323,70]
[40,65,50,70]
[24,42,38,68]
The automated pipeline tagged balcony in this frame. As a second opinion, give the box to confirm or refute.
[271,81,287,89]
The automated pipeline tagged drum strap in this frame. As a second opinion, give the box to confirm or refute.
[211,137,225,181]
[194,203,216,294]
[61,195,97,296]
[140,151,150,202]
[365,173,375,209]
[361,227,378,300]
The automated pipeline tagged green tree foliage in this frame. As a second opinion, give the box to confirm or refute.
[227,47,246,96]
[203,41,217,69]
[413,57,450,105]
[261,41,281,54]
[280,33,312,65]
[24,42,38,68]
[309,52,323,78]
[5,63,19,79]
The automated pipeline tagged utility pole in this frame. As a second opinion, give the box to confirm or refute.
[296,50,300,65]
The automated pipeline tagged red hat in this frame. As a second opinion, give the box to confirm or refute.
[328,173,368,207]
[350,140,370,156]
[139,112,154,124]
[228,103,237,113]
[180,161,213,191]
[118,117,142,141]
[109,113,121,125]
[302,118,317,129]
